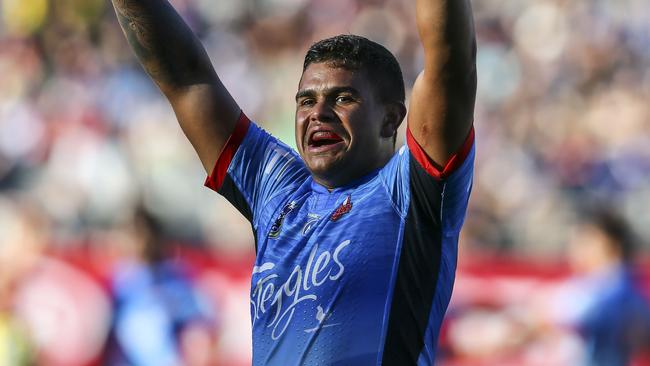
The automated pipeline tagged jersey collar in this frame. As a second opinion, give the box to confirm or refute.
[310,168,381,194]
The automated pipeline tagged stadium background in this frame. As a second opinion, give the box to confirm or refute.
[0,0,649,365]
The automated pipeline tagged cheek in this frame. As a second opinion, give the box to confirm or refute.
[295,113,306,133]
[340,108,366,131]
[294,115,308,147]
[347,109,381,141]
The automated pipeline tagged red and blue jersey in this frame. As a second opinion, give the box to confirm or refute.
[205,113,475,365]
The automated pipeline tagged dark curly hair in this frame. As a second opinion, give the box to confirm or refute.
[303,35,405,105]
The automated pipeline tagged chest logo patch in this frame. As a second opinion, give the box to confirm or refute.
[268,201,297,238]
[302,213,321,236]
[330,195,353,222]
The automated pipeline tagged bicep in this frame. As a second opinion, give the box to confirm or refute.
[167,78,241,173]
[408,58,476,170]
[410,0,477,168]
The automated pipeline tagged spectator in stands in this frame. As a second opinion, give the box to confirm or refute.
[107,206,217,366]
[565,206,650,366]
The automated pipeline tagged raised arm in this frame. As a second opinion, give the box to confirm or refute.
[409,0,477,169]
[111,0,240,173]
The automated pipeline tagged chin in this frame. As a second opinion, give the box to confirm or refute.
[306,158,346,183]
[307,163,337,179]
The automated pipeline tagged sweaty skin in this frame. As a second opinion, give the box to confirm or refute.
[295,63,398,189]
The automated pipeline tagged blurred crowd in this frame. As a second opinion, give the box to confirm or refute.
[1,0,649,364]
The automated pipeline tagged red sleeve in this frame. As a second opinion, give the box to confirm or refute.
[204,112,251,191]
[406,126,475,180]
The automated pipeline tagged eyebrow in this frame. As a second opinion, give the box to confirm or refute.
[295,86,361,102]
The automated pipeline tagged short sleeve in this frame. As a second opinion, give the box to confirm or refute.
[205,113,309,227]
[379,127,475,233]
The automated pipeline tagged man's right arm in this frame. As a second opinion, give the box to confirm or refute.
[111,0,241,173]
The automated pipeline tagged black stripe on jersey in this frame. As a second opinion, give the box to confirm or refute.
[382,155,445,365]
[219,175,253,222]
[219,174,257,252]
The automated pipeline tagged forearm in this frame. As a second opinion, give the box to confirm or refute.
[416,0,476,78]
[111,0,241,174]
[111,0,216,95]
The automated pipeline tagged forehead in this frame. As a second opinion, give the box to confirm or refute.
[298,63,370,92]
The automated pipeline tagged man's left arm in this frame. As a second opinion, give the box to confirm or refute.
[409,0,477,169]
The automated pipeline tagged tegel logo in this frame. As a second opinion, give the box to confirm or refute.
[250,240,352,340]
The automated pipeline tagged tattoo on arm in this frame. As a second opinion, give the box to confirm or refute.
[111,0,212,90]
[114,0,155,52]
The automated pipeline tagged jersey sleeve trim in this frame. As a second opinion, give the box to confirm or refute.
[406,126,475,180]
[204,111,251,191]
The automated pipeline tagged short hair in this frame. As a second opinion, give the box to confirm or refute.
[303,35,405,105]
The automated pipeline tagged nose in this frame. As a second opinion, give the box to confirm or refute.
[310,100,335,123]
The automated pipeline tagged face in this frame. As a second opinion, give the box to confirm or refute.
[295,63,395,188]
[567,224,619,274]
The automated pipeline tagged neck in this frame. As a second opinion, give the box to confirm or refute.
[313,151,393,190]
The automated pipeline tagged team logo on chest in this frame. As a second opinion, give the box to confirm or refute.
[268,201,297,238]
[330,195,353,222]
[302,213,321,236]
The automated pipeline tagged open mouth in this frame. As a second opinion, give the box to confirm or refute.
[308,131,344,149]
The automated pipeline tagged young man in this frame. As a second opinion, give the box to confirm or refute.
[110,0,476,364]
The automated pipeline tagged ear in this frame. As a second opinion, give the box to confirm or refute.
[380,102,407,139]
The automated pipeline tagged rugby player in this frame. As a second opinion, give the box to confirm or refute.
[110,0,476,364]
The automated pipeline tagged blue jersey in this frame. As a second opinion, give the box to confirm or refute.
[205,113,475,365]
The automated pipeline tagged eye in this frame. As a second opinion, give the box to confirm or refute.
[299,98,315,107]
[335,95,353,104]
